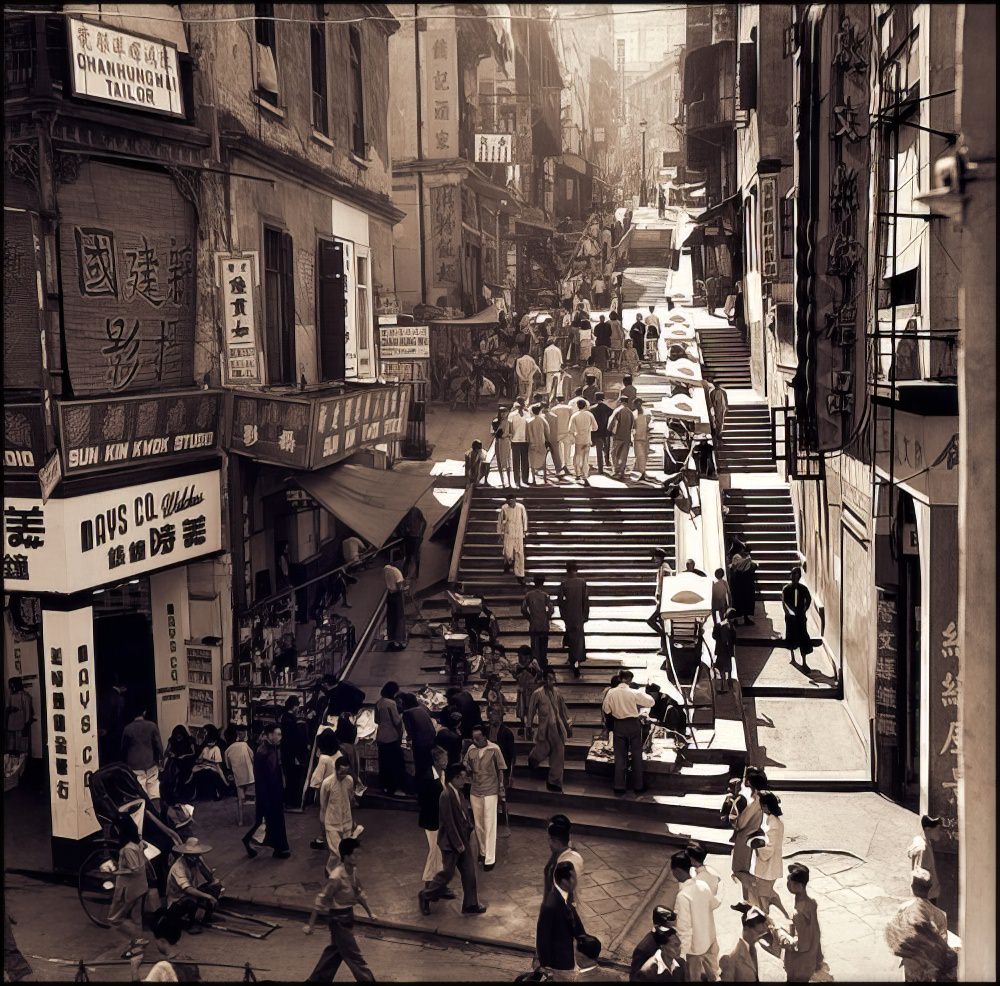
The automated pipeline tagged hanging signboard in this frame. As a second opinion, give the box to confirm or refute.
[311,386,412,470]
[38,451,63,504]
[3,469,222,594]
[4,403,47,472]
[56,390,223,475]
[475,133,514,164]
[874,594,898,744]
[41,607,102,841]
[218,252,263,386]
[379,324,430,360]
[66,16,185,119]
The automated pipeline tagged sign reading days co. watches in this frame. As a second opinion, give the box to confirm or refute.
[2,470,221,594]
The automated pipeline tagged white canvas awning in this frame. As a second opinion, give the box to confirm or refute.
[657,390,711,431]
[659,572,714,619]
[663,323,697,341]
[660,358,703,385]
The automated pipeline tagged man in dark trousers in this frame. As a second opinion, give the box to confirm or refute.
[279,695,307,807]
[522,575,554,673]
[242,723,290,858]
[557,560,590,677]
[401,506,427,579]
[418,764,487,916]
[536,861,586,975]
[303,837,374,982]
[589,392,613,474]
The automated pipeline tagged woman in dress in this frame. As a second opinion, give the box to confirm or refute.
[577,319,594,365]
[492,405,513,487]
[643,318,660,364]
[731,765,769,905]
[712,608,738,693]
[750,791,790,918]
[728,549,760,626]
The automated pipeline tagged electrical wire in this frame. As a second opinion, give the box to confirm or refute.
[3,5,704,26]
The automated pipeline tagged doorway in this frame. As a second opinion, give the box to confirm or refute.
[93,580,156,764]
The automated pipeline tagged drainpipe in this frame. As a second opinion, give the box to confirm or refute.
[414,4,427,306]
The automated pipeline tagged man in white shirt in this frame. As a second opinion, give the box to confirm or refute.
[515,349,541,403]
[644,306,661,331]
[549,397,575,474]
[567,398,598,486]
[906,814,944,903]
[671,849,721,980]
[542,338,564,401]
[462,725,507,870]
[508,399,530,487]
[687,840,722,896]
[342,536,366,565]
[632,399,651,480]
[601,670,655,794]
[496,494,529,582]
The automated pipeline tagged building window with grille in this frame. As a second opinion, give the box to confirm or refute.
[263,227,296,385]
[356,252,371,370]
[780,195,794,259]
[255,3,279,105]
[310,5,328,134]
[349,26,366,157]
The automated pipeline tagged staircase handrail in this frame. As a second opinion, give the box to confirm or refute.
[448,482,476,589]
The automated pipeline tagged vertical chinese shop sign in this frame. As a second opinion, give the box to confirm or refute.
[422,21,458,159]
[41,606,101,841]
[58,160,196,396]
[218,252,263,386]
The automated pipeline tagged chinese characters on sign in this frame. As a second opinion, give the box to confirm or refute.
[59,161,196,396]
[474,134,514,165]
[760,177,778,279]
[218,253,263,386]
[228,386,411,469]
[422,24,458,158]
[4,404,46,472]
[430,186,459,287]
[57,391,222,474]
[378,324,430,360]
[3,470,222,594]
[874,594,898,743]
[935,621,961,845]
[67,16,185,118]
[41,607,101,841]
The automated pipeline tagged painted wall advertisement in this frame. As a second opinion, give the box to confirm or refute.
[58,160,196,397]
[218,252,263,386]
[3,469,222,594]
[67,16,185,118]
[57,390,223,474]
[41,606,102,841]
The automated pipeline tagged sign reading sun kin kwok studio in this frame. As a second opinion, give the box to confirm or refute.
[3,470,221,594]
[67,16,185,118]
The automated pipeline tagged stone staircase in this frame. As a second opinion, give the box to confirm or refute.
[424,483,747,851]
[621,266,671,307]
[722,488,799,601]
[697,324,753,389]
[715,405,776,473]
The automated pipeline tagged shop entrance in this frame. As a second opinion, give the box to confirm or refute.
[93,580,156,764]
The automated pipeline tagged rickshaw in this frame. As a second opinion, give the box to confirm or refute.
[78,763,184,927]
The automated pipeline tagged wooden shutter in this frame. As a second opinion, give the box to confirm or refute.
[317,238,347,381]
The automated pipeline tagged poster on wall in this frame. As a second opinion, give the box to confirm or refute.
[218,252,263,386]
[3,469,222,594]
[41,607,101,841]
[58,160,196,396]
[57,390,223,475]
[379,324,430,360]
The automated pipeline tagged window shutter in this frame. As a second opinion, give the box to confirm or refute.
[738,42,757,111]
[281,232,296,383]
[317,239,347,382]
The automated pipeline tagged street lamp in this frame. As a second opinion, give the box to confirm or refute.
[639,119,648,206]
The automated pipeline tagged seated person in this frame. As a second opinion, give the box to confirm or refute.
[156,839,222,942]
[463,599,500,656]
[643,684,691,765]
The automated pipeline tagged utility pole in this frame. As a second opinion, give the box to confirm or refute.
[639,118,648,205]
[413,4,427,306]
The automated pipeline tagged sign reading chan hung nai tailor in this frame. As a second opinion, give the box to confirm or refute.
[57,390,223,475]
[2,469,222,594]
[379,324,430,360]
[218,253,263,387]
[67,16,185,118]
